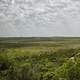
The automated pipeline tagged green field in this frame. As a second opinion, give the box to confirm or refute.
[0,37,80,80]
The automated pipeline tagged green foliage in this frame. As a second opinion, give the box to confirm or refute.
[0,37,80,80]
[0,47,80,80]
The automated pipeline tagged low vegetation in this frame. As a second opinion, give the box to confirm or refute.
[0,37,80,80]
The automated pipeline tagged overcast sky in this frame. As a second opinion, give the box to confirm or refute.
[0,0,80,37]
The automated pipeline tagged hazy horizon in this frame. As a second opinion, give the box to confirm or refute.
[0,0,80,37]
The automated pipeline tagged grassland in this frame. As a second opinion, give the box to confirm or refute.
[0,37,80,80]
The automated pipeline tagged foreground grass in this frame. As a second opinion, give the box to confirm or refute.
[0,47,80,80]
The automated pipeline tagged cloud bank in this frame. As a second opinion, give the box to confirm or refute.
[0,0,80,37]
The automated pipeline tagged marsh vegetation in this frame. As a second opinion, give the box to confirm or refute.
[0,37,80,80]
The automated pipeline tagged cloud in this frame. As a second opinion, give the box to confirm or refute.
[0,0,80,37]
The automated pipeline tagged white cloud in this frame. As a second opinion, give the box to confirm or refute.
[0,0,80,37]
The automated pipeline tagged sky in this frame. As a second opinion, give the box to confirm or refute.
[0,0,80,37]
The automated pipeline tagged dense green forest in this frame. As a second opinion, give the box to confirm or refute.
[0,37,80,80]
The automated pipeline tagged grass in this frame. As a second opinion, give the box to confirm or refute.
[0,37,80,80]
